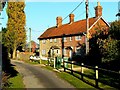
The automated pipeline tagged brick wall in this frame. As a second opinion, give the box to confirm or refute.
[17,52,34,61]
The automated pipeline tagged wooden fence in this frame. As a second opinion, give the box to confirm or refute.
[63,60,120,88]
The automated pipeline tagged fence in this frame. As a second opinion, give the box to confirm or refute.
[63,60,120,88]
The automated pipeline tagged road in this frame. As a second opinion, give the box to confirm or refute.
[11,60,76,89]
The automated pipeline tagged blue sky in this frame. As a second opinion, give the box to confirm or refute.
[1,1,119,44]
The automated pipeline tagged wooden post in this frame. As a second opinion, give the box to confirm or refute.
[71,61,73,74]
[29,28,31,52]
[48,58,50,66]
[72,61,74,69]
[95,66,99,87]
[40,59,41,64]
[81,63,84,80]
[119,71,120,87]
[54,57,56,68]
[63,58,66,72]
[86,0,89,54]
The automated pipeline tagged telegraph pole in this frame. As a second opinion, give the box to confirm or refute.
[116,1,120,20]
[118,1,120,20]
[29,28,31,52]
[86,0,89,54]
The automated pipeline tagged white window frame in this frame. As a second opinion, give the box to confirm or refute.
[75,35,81,41]
[54,38,57,42]
[42,49,46,55]
[64,37,67,42]
[64,48,67,55]
[50,39,52,43]
[70,37,72,41]
[76,47,81,55]
[42,40,46,44]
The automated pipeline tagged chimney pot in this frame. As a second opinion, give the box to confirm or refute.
[69,14,75,24]
[56,16,62,27]
[95,2,103,17]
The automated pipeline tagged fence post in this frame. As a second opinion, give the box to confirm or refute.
[95,66,99,88]
[48,58,50,66]
[71,61,73,74]
[81,63,84,80]
[119,71,120,87]
[54,57,56,68]
[62,58,65,72]
[40,59,41,64]
[63,58,66,72]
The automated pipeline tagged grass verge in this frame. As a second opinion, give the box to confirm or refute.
[41,65,96,89]
[56,72,95,89]
[24,60,118,89]
[24,59,40,65]
[41,64,118,89]
[8,73,25,88]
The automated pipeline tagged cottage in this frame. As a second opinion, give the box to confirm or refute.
[38,2,109,60]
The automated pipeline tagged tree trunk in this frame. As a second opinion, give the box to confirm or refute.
[12,46,16,59]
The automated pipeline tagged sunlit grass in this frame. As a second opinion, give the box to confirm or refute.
[56,72,96,89]
[24,59,40,65]
[24,59,119,89]
[8,73,25,88]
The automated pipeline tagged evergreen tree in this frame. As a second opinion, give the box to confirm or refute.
[6,1,26,58]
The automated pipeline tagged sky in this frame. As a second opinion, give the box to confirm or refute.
[1,0,119,44]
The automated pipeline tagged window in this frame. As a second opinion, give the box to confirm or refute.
[42,50,46,55]
[42,40,46,44]
[64,37,67,42]
[76,48,80,54]
[54,38,57,42]
[57,50,59,54]
[50,39,52,43]
[70,37,72,41]
[75,35,81,41]
[64,48,67,55]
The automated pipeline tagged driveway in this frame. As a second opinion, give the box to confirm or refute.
[11,60,76,89]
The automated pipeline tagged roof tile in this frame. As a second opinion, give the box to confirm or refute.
[38,17,98,39]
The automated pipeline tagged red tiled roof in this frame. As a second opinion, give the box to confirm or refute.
[38,17,99,39]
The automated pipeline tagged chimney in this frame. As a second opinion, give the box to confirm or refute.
[69,14,75,24]
[95,2,103,17]
[56,16,62,27]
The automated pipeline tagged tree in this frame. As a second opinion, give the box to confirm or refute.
[96,20,120,71]
[0,1,6,11]
[6,1,26,58]
[86,25,109,66]
[101,39,119,62]
[101,20,120,62]
[109,20,120,40]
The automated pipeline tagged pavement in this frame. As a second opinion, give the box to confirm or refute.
[11,60,76,89]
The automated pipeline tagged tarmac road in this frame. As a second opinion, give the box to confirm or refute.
[11,60,76,89]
